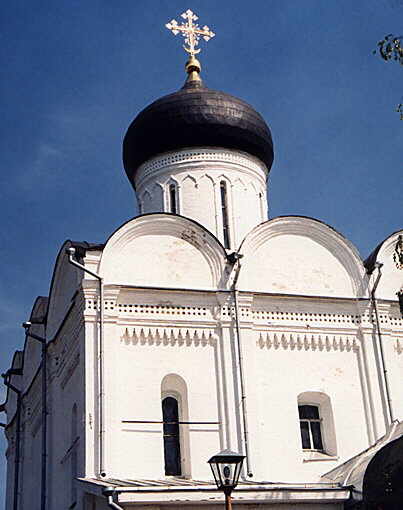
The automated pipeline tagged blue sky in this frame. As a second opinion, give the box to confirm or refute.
[0,0,402,504]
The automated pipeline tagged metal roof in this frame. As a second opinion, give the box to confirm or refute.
[123,79,274,186]
[78,476,350,505]
[79,476,343,490]
[321,420,403,501]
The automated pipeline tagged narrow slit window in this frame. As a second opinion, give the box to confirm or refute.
[298,405,323,451]
[220,181,230,249]
[397,290,403,317]
[169,184,177,214]
[162,396,181,476]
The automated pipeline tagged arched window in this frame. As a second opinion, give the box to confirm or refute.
[162,397,181,476]
[258,191,266,220]
[169,183,177,214]
[220,181,230,248]
[297,392,337,458]
[161,374,190,477]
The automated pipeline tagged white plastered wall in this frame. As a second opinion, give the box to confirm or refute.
[47,319,86,510]
[99,214,228,290]
[371,231,403,300]
[4,213,403,508]
[249,327,370,481]
[95,215,229,480]
[87,214,389,484]
[106,318,221,480]
[366,231,403,424]
[134,148,269,249]
[238,217,365,298]
[46,242,84,339]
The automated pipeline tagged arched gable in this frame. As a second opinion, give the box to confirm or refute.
[46,241,84,339]
[99,214,227,289]
[238,216,365,297]
[365,231,403,300]
[3,351,23,422]
[22,296,48,390]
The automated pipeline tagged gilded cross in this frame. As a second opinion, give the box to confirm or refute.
[166,9,215,57]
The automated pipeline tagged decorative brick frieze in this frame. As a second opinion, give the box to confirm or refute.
[257,332,359,352]
[136,148,267,185]
[121,326,217,346]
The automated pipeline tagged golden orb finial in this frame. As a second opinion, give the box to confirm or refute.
[185,55,202,82]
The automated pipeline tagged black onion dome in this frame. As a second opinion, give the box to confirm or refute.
[123,80,274,187]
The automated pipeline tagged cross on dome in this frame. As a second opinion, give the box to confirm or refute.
[166,9,215,57]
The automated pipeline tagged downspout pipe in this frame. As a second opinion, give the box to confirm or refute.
[2,373,22,510]
[22,322,47,510]
[103,487,124,510]
[67,246,106,477]
[228,252,253,478]
[370,262,394,425]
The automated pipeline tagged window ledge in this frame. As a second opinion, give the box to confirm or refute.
[164,475,191,480]
[302,451,339,463]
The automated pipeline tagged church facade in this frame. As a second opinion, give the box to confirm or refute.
[2,14,403,510]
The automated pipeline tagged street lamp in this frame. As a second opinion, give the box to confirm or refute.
[208,449,245,510]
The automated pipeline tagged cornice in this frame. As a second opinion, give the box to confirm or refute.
[80,288,403,335]
[135,148,267,190]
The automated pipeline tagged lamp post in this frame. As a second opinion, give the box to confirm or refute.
[208,449,245,510]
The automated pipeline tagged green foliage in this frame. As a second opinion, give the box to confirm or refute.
[373,34,403,119]
[373,34,403,64]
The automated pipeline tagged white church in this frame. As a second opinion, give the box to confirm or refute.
[2,10,403,510]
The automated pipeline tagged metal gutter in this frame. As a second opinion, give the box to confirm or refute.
[230,254,253,478]
[103,487,125,510]
[370,263,394,425]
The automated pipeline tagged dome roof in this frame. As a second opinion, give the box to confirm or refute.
[123,79,274,187]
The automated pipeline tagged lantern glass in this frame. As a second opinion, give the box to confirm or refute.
[208,449,245,495]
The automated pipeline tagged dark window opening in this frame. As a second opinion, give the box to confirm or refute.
[298,405,323,451]
[162,396,181,476]
[397,290,403,318]
[169,184,177,214]
[220,181,230,249]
